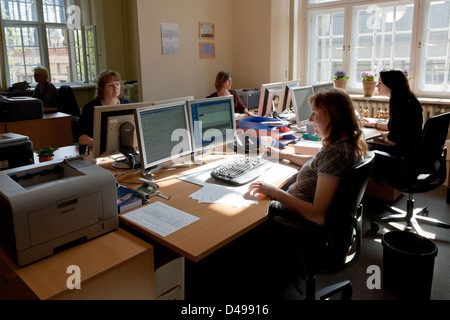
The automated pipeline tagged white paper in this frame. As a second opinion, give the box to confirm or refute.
[122,201,199,237]
[161,23,179,55]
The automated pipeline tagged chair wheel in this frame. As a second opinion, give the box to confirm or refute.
[370,221,379,232]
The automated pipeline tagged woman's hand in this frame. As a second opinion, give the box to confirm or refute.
[248,181,279,199]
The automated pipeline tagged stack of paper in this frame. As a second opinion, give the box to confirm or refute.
[189,184,258,208]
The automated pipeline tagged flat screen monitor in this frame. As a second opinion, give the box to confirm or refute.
[281,79,300,112]
[290,86,314,128]
[151,96,195,105]
[92,102,153,164]
[187,96,236,154]
[135,102,192,178]
[312,82,334,94]
[257,82,285,117]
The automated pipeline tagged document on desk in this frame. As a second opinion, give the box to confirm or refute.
[179,159,298,208]
[122,201,199,237]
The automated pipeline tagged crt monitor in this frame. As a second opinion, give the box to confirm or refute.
[187,96,236,153]
[135,102,192,179]
[312,82,334,94]
[281,79,300,112]
[92,102,152,168]
[257,82,285,117]
[290,86,314,128]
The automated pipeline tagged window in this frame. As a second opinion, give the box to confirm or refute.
[301,0,450,97]
[1,0,97,86]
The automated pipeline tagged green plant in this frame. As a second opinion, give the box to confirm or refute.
[36,146,58,157]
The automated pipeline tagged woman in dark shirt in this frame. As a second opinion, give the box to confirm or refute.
[365,68,423,157]
[77,70,131,148]
[206,71,253,117]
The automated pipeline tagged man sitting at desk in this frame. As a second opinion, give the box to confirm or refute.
[31,66,58,112]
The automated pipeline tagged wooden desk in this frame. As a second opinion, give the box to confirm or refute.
[116,157,294,263]
[1,228,155,300]
[2,112,73,150]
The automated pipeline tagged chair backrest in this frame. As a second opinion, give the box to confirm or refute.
[324,151,375,270]
[415,112,450,171]
[57,85,80,117]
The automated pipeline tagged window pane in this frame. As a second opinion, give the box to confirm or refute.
[309,0,341,4]
[420,0,450,90]
[43,0,66,23]
[47,27,70,82]
[4,26,40,84]
[85,26,97,82]
[1,0,38,21]
[351,1,414,86]
[308,8,345,84]
[70,29,85,82]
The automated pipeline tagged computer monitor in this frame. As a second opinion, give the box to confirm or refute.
[290,86,314,129]
[257,82,285,117]
[312,82,334,94]
[135,102,192,180]
[92,102,153,168]
[281,79,300,112]
[187,96,236,154]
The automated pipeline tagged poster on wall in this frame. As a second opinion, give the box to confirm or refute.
[199,22,215,39]
[161,22,179,55]
[199,42,215,59]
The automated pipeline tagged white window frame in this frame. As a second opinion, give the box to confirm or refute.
[300,0,450,98]
[0,0,97,87]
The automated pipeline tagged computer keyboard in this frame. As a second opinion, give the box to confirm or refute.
[210,156,272,186]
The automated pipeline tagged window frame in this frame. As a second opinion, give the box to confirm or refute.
[300,0,450,98]
[0,0,97,88]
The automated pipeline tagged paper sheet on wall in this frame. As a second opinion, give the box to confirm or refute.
[122,201,199,237]
[161,23,179,55]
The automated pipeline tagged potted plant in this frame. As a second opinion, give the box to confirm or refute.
[333,70,349,90]
[36,146,58,162]
[361,71,378,97]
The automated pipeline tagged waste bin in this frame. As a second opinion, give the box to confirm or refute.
[382,231,438,300]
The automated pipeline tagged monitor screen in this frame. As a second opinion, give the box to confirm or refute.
[257,82,285,117]
[312,82,334,94]
[280,79,300,113]
[92,102,152,159]
[135,102,192,172]
[290,86,314,128]
[187,96,236,153]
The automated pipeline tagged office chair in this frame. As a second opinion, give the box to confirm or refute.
[370,112,450,236]
[57,85,81,142]
[272,151,374,300]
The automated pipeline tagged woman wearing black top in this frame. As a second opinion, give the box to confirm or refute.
[365,68,423,157]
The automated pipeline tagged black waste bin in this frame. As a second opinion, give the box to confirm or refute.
[382,231,438,300]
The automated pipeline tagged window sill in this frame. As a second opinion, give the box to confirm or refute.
[350,94,450,105]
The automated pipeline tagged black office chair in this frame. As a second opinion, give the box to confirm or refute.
[272,151,374,300]
[57,85,80,117]
[370,112,450,236]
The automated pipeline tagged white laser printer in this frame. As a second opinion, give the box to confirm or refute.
[0,156,118,266]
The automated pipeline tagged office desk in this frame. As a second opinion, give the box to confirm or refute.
[2,112,73,150]
[0,228,155,300]
[115,157,295,263]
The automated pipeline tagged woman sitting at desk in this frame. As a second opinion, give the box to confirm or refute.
[31,66,58,111]
[77,70,131,148]
[206,71,253,117]
[248,88,367,226]
[363,68,423,157]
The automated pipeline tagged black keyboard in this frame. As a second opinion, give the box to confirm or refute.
[210,156,272,185]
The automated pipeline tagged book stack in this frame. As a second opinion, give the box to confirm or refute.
[117,185,142,213]
[293,140,322,156]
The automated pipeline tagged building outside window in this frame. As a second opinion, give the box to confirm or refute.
[0,0,97,87]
